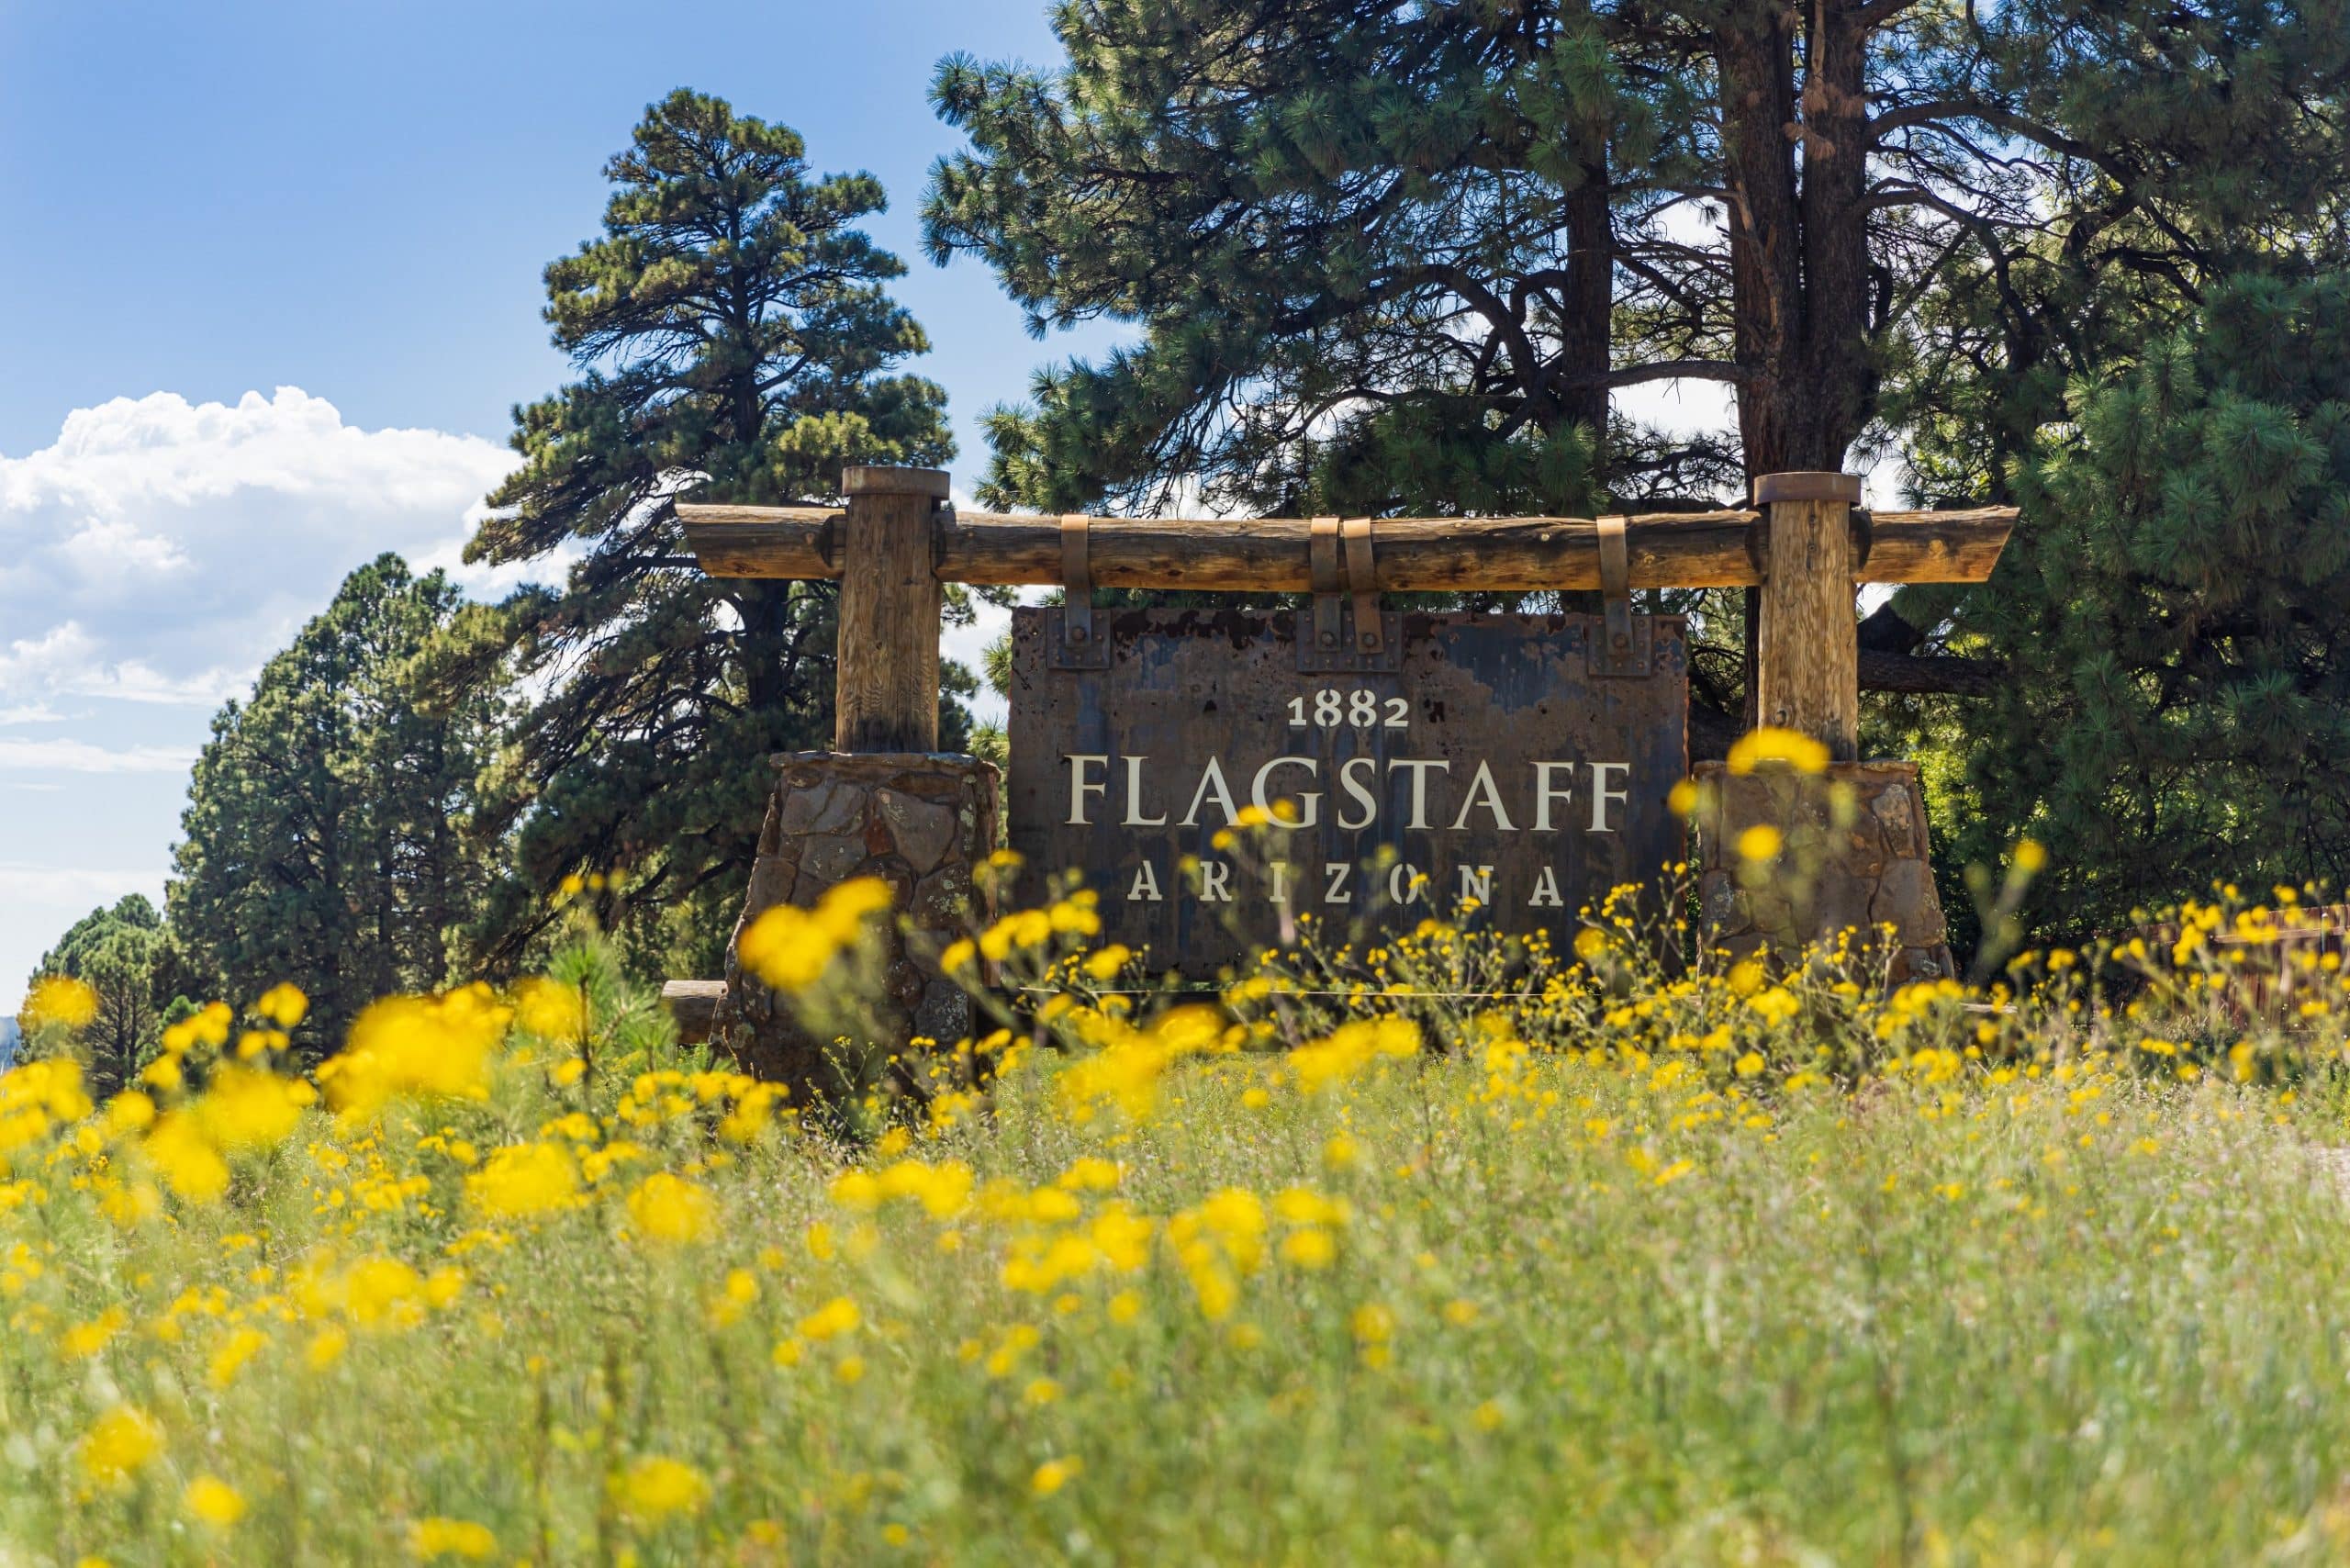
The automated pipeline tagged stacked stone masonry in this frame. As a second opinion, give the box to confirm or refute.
[1692,759,1955,987]
[717,752,999,1097]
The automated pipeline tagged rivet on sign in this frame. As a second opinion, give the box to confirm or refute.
[1320,631,1337,646]
[1070,626,1088,642]
[1613,633,1628,649]
[1362,633,1380,649]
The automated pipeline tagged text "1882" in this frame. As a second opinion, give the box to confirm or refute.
[1288,689,1409,729]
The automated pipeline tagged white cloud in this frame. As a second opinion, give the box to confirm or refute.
[0,863,162,909]
[57,516,191,580]
[0,737,197,774]
[0,622,246,709]
[0,386,511,516]
[0,387,524,715]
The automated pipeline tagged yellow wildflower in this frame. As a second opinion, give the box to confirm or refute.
[194,1066,307,1151]
[79,1406,162,1485]
[103,1092,155,1137]
[1280,1227,1337,1269]
[626,1173,716,1245]
[739,878,892,991]
[466,1143,579,1218]
[800,1295,861,1341]
[341,1257,425,1330]
[1726,726,1830,776]
[1057,1156,1122,1192]
[410,1518,498,1559]
[184,1475,246,1526]
[209,1326,268,1388]
[22,974,98,1032]
[613,1456,709,1520]
[1289,1017,1419,1093]
[512,977,586,1040]
[143,1114,229,1203]
[321,990,505,1120]
[61,1307,127,1359]
[254,982,308,1029]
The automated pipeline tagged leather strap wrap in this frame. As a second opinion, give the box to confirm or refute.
[1597,514,1632,660]
[1059,513,1094,644]
[1340,517,1380,650]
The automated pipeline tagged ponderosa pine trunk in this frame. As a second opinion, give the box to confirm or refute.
[1714,0,1881,724]
[1718,0,1878,477]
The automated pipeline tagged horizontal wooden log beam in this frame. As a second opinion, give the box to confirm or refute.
[677,504,2017,590]
[1694,650,2003,757]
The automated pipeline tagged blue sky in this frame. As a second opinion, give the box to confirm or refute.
[0,0,1125,1003]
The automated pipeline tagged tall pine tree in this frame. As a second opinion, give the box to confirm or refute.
[171,556,504,1045]
[929,0,2346,515]
[1933,275,2350,928]
[466,90,956,976]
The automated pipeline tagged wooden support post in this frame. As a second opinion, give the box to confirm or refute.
[1753,471,1863,760]
[834,465,947,753]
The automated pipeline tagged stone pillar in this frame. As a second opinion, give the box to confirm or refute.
[716,751,999,1097]
[1691,759,1954,986]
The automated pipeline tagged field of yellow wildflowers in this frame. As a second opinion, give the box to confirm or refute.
[7,871,2350,1564]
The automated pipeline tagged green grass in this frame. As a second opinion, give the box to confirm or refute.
[6,896,2350,1564]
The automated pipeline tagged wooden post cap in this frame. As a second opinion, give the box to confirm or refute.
[1752,471,1863,504]
[842,465,952,499]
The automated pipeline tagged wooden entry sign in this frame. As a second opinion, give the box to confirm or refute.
[1008,607,1689,977]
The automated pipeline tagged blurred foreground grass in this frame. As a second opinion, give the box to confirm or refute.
[7,878,2350,1564]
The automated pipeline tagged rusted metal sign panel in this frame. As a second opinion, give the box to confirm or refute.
[1007,608,1688,978]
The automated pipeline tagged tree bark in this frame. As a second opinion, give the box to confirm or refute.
[733,578,799,721]
[1550,0,1615,473]
[1717,1,1806,475]
[1717,0,1880,476]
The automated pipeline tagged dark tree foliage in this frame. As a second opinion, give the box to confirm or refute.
[466,89,957,978]
[927,1,1685,517]
[928,0,2350,921]
[170,556,503,1047]
[25,895,167,1095]
[923,0,2347,525]
[1942,277,2350,928]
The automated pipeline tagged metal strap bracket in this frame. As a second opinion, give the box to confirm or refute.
[1590,514,1652,678]
[1302,516,1398,673]
[1053,513,1109,669]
